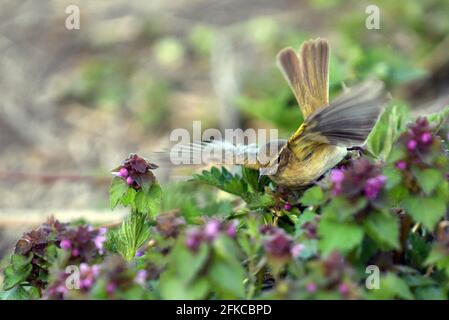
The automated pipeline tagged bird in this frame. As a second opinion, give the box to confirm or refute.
[169,38,388,188]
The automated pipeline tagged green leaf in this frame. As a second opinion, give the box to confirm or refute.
[171,242,210,284]
[318,219,364,256]
[366,104,409,160]
[425,247,449,276]
[402,196,447,231]
[0,286,31,300]
[132,183,162,217]
[406,233,432,268]
[11,254,32,272]
[300,186,324,206]
[242,167,268,192]
[413,168,442,195]
[368,273,413,300]
[3,265,32,290]
[191,166,248,197]
[121,187,137,206]
[414,286,446,300]
[427,106,449,131]
[147,183,162,217]
[322,197,367,221]
[208,236,246,298]
[109,177,128,209]
[243,192,275,209]
[363,211,400,250]
[208,259,246,298]
[115,212,151,261]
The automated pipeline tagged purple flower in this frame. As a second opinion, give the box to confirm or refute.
[186,228,203,251]
[395,160,407,171]
[306,282,317,293]
[338,283,350,296]
[135,250,144,257]
[407,139,417,151]
[330,169,345,184]
[119,167,129,178]
[80,263,89,274]
[94,235,106,254]
[283,203,292,211]
[330,169,345,195]
[60,239,71,250]
[291,243,305,258]
[81,278,94,289]
[72,248,80,257]
[420,132,432,144]
[91,265,101,277]
[135,270,147,286]
[226,221,237,238]
[106,282,117,294]
[126,176,134,186]
[364,175,386,200]
[263,230,293,259]
[204,219,221,240]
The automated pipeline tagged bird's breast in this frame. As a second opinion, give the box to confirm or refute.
[270,145,347,188]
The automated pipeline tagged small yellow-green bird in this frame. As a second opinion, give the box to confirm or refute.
[175,38,388,188]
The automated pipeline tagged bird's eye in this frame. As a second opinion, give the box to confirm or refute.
[303,151,313,161]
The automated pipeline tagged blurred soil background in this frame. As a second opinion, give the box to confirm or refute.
[1,0,449,257]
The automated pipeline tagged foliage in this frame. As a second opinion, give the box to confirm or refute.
[2,115,449,300]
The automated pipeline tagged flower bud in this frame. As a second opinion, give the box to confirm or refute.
[60,239,71,250]
[119,167,129,178]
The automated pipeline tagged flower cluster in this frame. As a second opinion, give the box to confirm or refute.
[58,226,107,262]
[303,252,358,299]
[395,117,445,171]
[401,117,434,155]
[45,256,150,299]
[113,153,158,189]
[185,219,237,251]
[260,226,304,261]
[13,218,68,290]
[330,158,386,200]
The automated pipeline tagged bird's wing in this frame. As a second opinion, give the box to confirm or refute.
[293,80,388,152]
[277,38,330,120]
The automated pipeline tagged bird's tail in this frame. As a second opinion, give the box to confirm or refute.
[154,140,262,169]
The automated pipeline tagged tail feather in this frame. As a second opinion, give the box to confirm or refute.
[160,140,261,168]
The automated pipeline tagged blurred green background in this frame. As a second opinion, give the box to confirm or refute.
[1,0,449,255]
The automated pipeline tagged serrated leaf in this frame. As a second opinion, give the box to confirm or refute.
[243,192,275,209]
[363,211,400,250]
[11,254,32,273]
[121,187,137,206]
[368,273,413,300]
[115,212,151,261]
[427,106,449,131]
[191,166,248,197]
[300,186,324,206]
[318,219,364,256]
[414,286,446,300]
[402,196,447,231]
[3,264,32,290]
[208,259,246,298]
[367,104,409,160]
[0,286,31,300]
[109,177,128,209]
[414,168,442,194]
